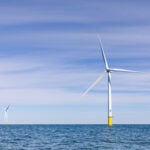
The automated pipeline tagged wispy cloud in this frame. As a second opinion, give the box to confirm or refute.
[0,0,149,123]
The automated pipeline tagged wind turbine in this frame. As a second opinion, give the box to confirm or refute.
[4,104,10,124]
[82,36,138,126]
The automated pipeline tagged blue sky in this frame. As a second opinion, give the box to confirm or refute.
[0,0,149,124]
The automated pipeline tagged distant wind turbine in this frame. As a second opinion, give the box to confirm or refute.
[82,36,138,126]
[4,104,10,124]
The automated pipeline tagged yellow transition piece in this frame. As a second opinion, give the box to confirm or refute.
[108,116,112,126]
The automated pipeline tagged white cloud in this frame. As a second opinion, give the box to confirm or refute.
[0,0,149,26]
[0,1,148,117]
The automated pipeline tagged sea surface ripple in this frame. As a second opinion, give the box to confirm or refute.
[0,125,149,150]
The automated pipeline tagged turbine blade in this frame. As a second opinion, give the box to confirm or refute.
[97,35,109,69]
[5,104,10,112]
[82,71,106,97]
[109,68,139,73]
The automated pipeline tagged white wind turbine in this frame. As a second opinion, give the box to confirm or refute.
[4,104,10,124]
[82,36,138,126]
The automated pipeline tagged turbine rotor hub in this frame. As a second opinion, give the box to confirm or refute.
[106,69,111,72]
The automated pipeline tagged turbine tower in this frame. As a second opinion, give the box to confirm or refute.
[4,104,10,124]
[82,36,137,126]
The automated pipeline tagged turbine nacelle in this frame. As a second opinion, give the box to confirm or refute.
[106,69,112,73]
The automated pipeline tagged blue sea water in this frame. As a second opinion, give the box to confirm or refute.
[0,125,149,150]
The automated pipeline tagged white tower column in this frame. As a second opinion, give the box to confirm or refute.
[4,111,8,124]
[108,72,112,126]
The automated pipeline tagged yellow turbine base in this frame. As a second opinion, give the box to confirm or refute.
[108,116,112,126]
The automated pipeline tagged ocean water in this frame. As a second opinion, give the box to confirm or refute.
[0,125,149,150]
